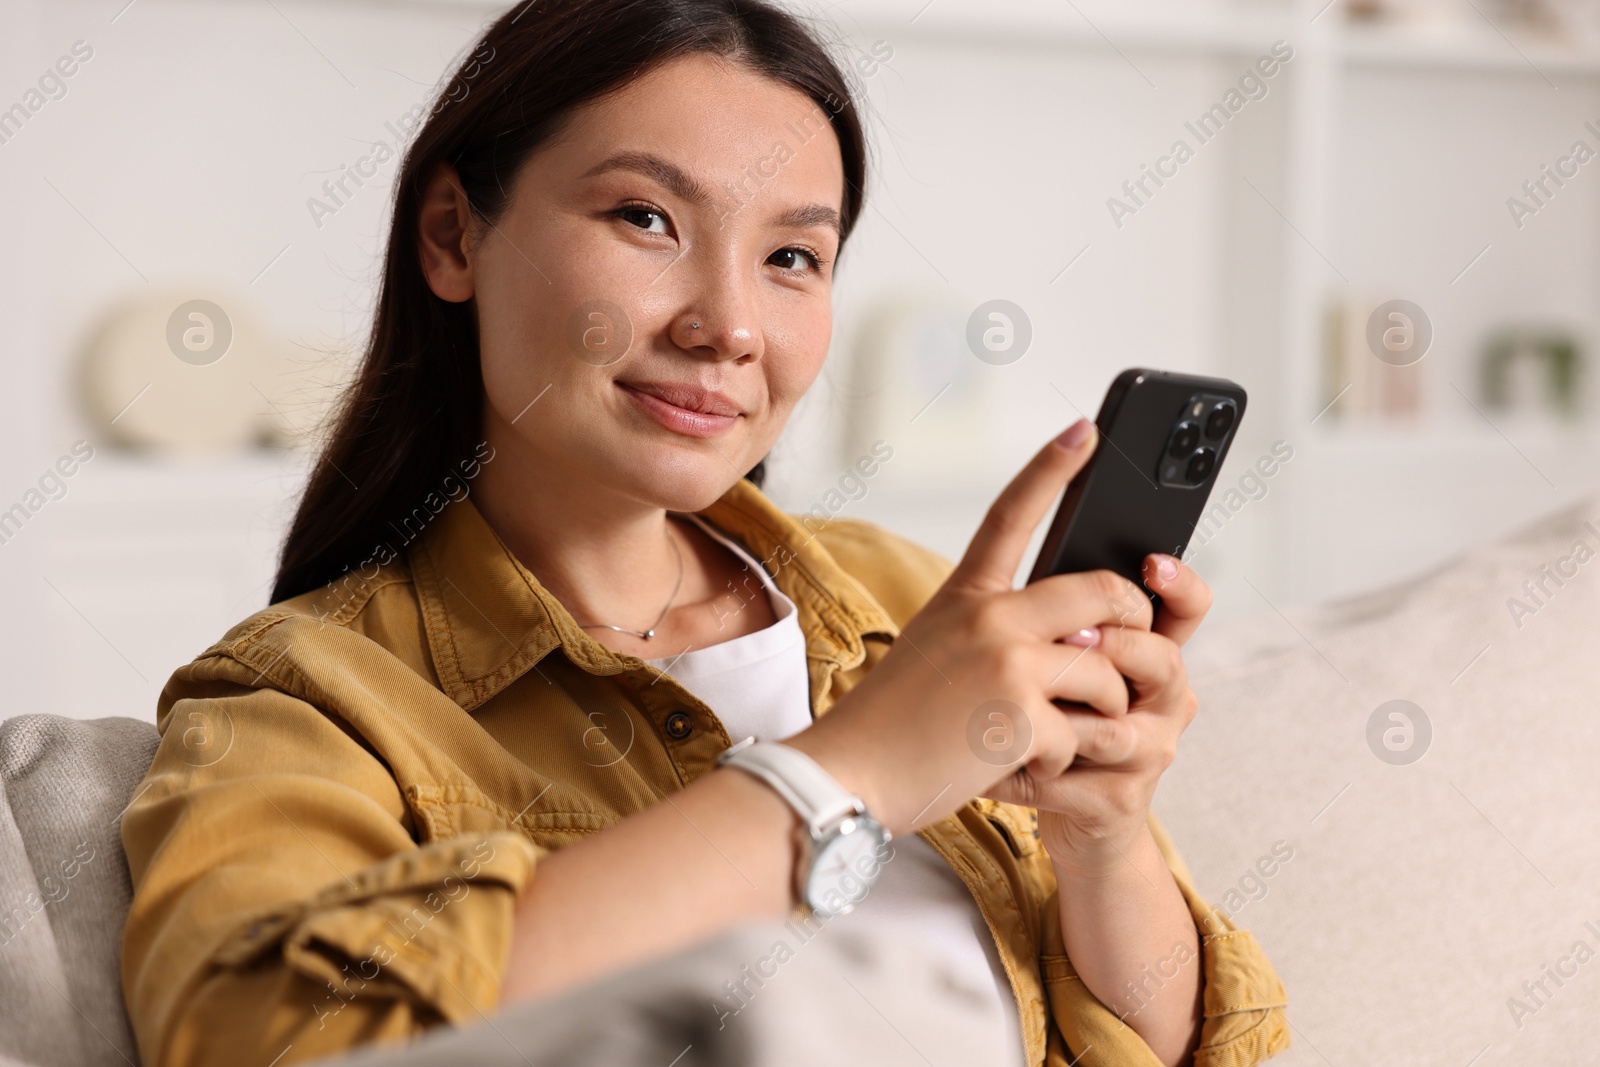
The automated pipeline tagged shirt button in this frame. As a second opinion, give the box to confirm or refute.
[664,711,693,740]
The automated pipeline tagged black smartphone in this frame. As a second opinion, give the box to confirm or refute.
[1027,368,1247,599]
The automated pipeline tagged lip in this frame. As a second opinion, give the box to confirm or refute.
[617,380,744,439]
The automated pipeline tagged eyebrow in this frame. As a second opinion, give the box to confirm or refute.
[581,151,842,236]
[772,203,842,235]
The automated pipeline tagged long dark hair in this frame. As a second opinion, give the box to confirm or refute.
[270,0,869,604]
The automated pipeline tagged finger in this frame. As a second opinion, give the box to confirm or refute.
[1058,705,1143,767]
[948,419,1098,593]
[988,700,1082,798]
[1093,626,1188,711]
[1012,568,1154,638]
[983,769,1047,809]
[1023,714,1080,781]
[1038,641,1131,718]
[1143,553,1212,647]
[969,696,1080,788]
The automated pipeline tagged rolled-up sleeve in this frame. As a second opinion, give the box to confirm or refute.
[1151,815,1290,1066]
[120,678,543,1067]
[1040,814,1290,1067]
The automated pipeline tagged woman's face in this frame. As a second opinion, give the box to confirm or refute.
[445,54,846,512]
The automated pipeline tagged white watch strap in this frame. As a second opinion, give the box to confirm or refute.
[717,738,864,833]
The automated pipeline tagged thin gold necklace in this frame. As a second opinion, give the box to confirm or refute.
[574,525,684,640]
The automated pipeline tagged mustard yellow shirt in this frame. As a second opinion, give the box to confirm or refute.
[120,476,1290,1067]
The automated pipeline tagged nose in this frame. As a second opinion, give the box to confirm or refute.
[669,260,762,364]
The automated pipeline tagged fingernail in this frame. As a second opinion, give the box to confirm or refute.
[1065,627,1100,648]
[1054,419,1093,451]
[1155,555,1179,581]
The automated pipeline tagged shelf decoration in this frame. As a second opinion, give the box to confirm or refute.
[79,289,343,454]
[1347,0,1600,39]
[1481,326,1584,417]
[1319,291,1426,423]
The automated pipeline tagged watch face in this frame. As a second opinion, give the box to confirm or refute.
[806,817,892,917]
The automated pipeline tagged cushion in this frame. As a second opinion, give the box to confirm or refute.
[1164,495,1600,1064]
[339,919,1014,1067]
[0,716,158,1067]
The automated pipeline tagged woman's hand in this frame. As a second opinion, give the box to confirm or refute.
[989,555,1212,875]
[1008,558,1213,1066]
[787,418,1160,837]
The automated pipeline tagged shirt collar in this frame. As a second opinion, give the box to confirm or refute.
[407,478,900,712]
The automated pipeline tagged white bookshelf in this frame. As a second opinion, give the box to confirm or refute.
[803,0,1600,609]
[18,0,1600,729]
[1270,4,1600,606]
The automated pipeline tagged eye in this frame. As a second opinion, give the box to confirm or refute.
[614,202,672,235]
[768,245,826,274]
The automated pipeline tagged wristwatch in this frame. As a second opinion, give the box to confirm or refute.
[716,736,892,918]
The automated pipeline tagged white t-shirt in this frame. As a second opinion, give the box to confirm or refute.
[647,513,1026,1066]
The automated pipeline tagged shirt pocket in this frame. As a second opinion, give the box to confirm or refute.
[975,798,1042,860]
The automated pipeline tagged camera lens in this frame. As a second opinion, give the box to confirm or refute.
[1204,403,1236,439]
[1186,448,1216,482]
[1168,423,1200,457]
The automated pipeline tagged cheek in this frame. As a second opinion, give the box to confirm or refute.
[762,311,831,412]
[474,255,559,387]
[474,224,618,418]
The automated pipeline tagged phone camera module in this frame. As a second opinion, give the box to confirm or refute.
[1204,403,1236,440]
[1168,423,1200,457]
[1158,392,1238,488]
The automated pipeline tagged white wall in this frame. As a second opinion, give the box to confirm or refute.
[5,0,496,721]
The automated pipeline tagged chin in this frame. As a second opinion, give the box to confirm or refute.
[622,456,747,513]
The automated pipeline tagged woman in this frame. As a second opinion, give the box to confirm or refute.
[120,3,1289,1065]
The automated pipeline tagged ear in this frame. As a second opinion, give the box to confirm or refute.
[418,162,476,303]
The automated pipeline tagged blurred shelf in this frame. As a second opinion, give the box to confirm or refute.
[325,0,1600,72]
[34,449,313,557]
[1294,421,1600,500]
[1301,418,1600,454]
[391,0,1299,53]
[1337,23,1600,75]
[63,448,313,503]
[834,2,1296,55]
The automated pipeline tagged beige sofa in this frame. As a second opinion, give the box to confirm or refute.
[1165,495,1600,1065]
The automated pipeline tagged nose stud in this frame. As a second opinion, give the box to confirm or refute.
[691,322,701,329]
